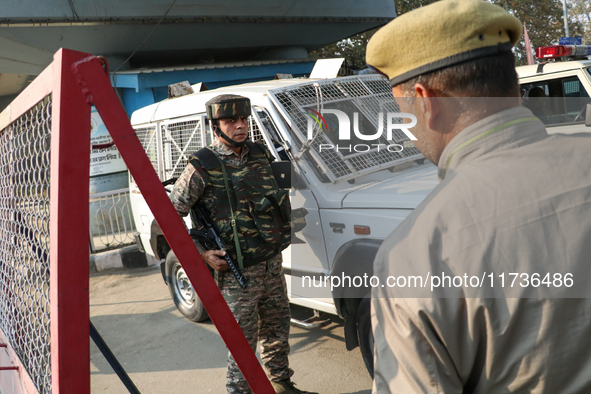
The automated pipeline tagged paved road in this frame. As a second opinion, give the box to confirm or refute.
[89,266,373,393]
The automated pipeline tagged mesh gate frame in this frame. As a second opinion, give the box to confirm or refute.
[0,96,52,394]
[0,49,276,394]
[0,49,92,394]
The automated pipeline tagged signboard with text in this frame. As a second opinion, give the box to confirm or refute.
[90,106,127,176]
[90,106,129,194]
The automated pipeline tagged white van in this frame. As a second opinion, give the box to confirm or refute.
[517,47,591,132]
[128,57,591,377]
[129,74,437,376]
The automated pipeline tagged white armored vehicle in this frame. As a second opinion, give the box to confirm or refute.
[517,44,591,131]
[129,74,436,376]
[129,46,591,375]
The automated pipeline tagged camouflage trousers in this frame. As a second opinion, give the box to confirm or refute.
[221,253,293,394]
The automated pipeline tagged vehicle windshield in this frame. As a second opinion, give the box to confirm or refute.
[268,75,423,183]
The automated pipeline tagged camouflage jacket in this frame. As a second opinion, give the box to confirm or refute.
[170,138,291,264]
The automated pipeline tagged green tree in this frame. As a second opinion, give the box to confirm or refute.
[394,0,439,16]
[492,0,585,64]
[309,0,588,69]
[309,29,379,70]
[309,0,438,70]
[568,0,591,43]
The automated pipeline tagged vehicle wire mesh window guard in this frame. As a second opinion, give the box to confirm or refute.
[0,96,52,394]
[134,125,159,177]
[269,75,423,183]
[162,119,202,179]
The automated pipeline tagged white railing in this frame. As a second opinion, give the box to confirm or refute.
[89,187,136,252]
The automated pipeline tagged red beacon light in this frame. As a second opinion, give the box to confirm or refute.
[536,45,591,59]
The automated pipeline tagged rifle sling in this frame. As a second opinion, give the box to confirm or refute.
[219,161,244,270]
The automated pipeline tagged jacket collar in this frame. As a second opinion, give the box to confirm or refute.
[437,107,545,181]
[212,137,250,161]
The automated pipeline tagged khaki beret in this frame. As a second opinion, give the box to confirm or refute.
[366,0,522,86]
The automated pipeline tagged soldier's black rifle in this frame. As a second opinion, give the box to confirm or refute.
[189,205,249,289]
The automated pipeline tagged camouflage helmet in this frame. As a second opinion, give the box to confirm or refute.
[205,94,251,121]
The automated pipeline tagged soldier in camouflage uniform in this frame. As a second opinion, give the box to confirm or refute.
[170,94,317,394]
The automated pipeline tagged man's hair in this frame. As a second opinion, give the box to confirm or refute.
[398,51,519,97]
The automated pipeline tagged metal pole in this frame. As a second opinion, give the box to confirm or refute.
[562,0,570,37]
[90,321,141,394]
[50,48,92,394]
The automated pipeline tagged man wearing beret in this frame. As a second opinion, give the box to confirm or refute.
[367,0,591,392]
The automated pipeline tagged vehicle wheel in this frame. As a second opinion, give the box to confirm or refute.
[165,250,209,322]
[357,296,374,378]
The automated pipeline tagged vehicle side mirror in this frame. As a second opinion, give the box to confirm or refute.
[586,103,591,127]
[271,161,306,189]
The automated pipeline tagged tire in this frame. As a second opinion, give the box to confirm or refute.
[357,296,374,378]
[165,250,210,322]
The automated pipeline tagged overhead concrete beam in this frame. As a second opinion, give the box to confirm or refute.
[0,36,53,75]
[0,74,30,96]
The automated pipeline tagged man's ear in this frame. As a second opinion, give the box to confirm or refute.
[211,120,220,133]
[414,83,440,130]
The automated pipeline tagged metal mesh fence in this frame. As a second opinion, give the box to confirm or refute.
[89,188,136,252]
[269,75,423,182]
[0,96,52,394]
